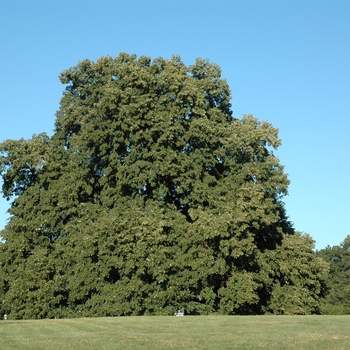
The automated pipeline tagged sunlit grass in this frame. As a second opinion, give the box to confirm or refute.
[1,315,349,349]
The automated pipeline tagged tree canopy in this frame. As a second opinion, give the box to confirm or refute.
[0,53,328,319]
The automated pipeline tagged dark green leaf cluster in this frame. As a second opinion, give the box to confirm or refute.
[0,54,328,319]
[316,236,350,314]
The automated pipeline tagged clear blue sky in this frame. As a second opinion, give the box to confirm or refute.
[1,0,349,250]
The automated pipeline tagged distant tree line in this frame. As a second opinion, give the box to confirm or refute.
[0,54,331,319]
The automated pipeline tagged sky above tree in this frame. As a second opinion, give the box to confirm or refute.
[0,0,349,250]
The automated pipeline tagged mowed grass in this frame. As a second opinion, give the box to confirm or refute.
[1,315,349,350]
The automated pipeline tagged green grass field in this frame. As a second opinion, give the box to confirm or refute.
[1,315,349,349]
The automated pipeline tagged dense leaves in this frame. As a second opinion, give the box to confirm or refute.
[316,236,350,314]
[0,54,328,319]
[259,233,329,315]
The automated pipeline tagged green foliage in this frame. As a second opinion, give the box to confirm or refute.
[258,233,329,315]
[0,53,328,319]
[316,235,350,314]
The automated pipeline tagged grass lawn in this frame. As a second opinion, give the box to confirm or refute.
[0,315,349,349]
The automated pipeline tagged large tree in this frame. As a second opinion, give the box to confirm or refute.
[0,54,327,319]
